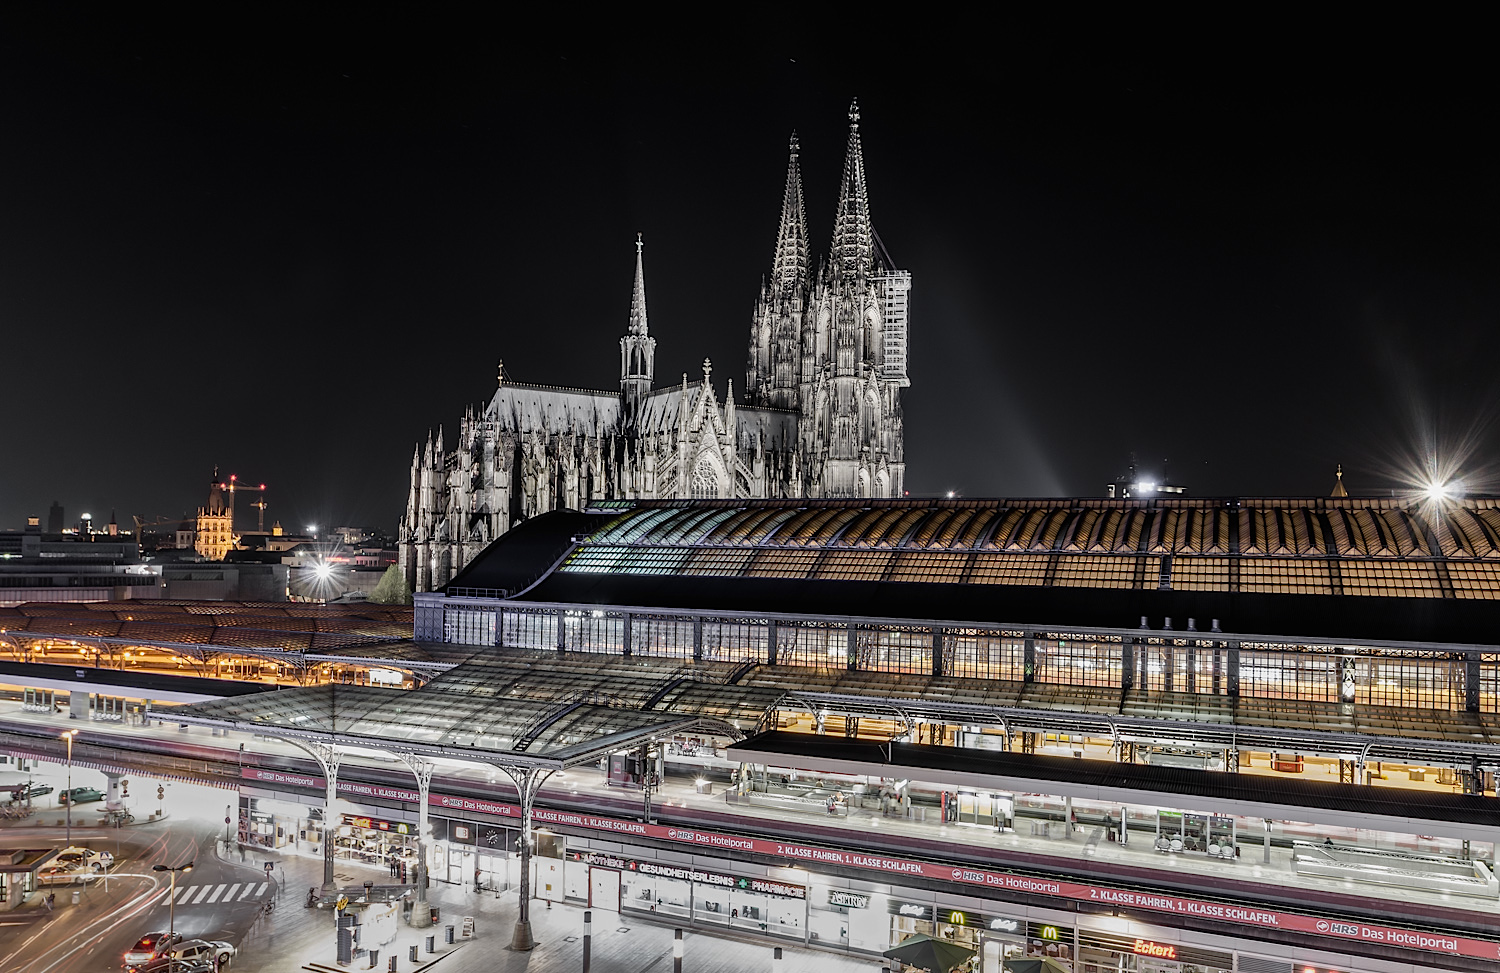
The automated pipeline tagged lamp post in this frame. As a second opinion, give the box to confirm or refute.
[61,730,78,847]
[152,862,194,939]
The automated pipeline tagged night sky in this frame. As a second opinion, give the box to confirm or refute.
[3,23,1496,534]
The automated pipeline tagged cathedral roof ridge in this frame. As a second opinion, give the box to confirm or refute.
[497,381,618,397]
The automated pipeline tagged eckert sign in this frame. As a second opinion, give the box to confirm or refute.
[239,768,1498,961]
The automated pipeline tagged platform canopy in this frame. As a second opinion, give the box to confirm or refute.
[166,656,741,769]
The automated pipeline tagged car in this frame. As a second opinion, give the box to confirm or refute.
[54,846,113,872]
[140,959,214,973]
[8,783,52,801]
[124,931,184,971]
[58,786,103,805]
[159,939,236,969]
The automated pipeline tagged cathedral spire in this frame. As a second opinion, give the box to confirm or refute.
[628,233,648,336]
[831,99,875,277]
[771,132,808,292]
[620,234,656,426]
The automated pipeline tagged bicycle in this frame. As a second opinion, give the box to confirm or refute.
[262,897,275,917]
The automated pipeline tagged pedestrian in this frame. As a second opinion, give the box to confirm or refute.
[45,891,55,911]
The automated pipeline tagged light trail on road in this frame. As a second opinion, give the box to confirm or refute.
[0,874,165,973]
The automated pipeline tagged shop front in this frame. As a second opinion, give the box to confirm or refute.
[567,851,805,940]
[334,813,419,872]
[1078,933,1232,973]
[237,796,318,855]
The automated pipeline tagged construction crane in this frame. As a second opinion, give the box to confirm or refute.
[217,475,269,533]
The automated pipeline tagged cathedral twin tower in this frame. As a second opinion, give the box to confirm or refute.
[399,102,911,592]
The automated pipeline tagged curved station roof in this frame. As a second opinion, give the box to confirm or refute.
[449,497,1500,645]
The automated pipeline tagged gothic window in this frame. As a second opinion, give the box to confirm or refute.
[691,458,720,500]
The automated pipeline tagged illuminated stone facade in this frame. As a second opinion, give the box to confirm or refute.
[399,104,912,592]
[194,479,236,561]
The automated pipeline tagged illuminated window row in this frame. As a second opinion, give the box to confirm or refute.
[682,548,755,577]
[968,554,1052,586]
[815,552,892,581]
[745,550,821,578]
[886,551,967,583]
[501,610,558,650]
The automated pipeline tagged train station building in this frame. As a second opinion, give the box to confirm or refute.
[4,496,1500,973]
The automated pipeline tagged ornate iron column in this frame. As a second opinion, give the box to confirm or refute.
[393,754,435,929]
[286,740,342,890]
[496,766,555,951]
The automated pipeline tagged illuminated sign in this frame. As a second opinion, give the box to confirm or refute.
[828,890,869,909]
[1133,940,1177,959]
[899,904,927,917]
[989,918,1021,933]
[1033,924,1062,941]
[948,911,966,926]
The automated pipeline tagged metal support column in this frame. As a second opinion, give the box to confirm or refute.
[1121,640,1135,691]
[931,627,943,678]
[1226,641,1241,697]
[286,739,342,890]
[1467,652,1481,713]
[498,766,555,952]
[1023,634,1036,682]
[394,754,435,929]
[692,617,703,662]
[622,613,632,658]
[766,620,778,665]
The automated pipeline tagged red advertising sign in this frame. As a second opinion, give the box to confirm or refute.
[238,767,1499,961]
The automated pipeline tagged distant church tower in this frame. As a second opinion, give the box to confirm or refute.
[399,102,912,591]
[195,470,236,560]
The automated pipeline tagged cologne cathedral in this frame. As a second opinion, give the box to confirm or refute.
[399,103,912,592]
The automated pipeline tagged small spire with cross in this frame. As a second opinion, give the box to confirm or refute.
[702,358,713,383]
[497,358,505,388]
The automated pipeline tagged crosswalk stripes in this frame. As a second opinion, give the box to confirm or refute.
[169,882,268,905]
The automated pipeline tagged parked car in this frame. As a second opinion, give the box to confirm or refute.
[160,939,236,969]
[37,862,84,885]
[58,786,103,805]
[124,931,183,971]
[53,846,113,871]
[8,783,52,801]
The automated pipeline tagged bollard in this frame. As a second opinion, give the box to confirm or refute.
[388,957,397,973]
[445,925,454,945]
[426,935,435,954]
[772,946,783,973]
[673,928,683,973]
[368,949,379,970]
[583,911,592,973]
[409,945,418,963]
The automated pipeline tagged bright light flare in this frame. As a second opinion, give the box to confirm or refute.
[314,563,333,580]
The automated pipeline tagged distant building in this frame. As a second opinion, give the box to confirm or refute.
[46,501,63,534]
[0,518,160,606]
[1107,464,1187,499]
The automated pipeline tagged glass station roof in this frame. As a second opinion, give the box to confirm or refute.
[555,498,1500,599]
[167,653,746,764]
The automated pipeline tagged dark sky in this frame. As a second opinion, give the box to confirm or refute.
[3,22,1497,534]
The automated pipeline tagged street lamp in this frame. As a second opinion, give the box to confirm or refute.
[61,730,78,847]
[152,862,194,938]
